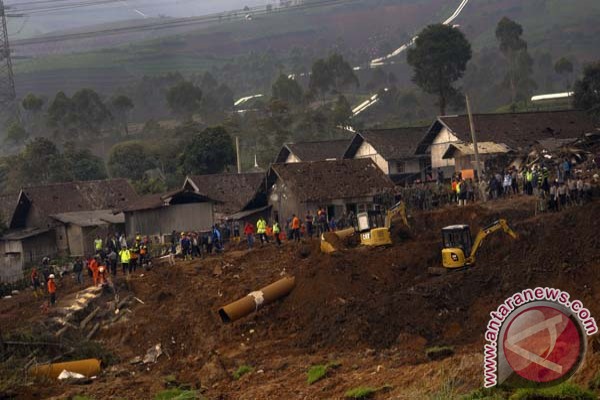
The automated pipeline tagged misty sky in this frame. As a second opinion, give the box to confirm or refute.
[6,0,275,38]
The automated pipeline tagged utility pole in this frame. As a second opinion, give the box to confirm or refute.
[235,136,242,173]
[0,0,18,125]
[466,94,485,201]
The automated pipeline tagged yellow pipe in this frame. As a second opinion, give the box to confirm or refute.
[218,277,295,323]
[29,358,101,379]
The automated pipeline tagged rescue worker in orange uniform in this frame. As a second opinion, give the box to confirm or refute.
[291,214,301,242]
[47,274,57,306]
[89,257,100,286]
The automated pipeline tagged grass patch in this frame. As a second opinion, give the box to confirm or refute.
[510,382,596,400]
[589,371,600,389]
[425,346,455,360]
[154,388,200,400]
[461,387,507,399]
[232,365,253,380]
[344,385,392,399]
[307,361,341,385]
[72,396,94,400]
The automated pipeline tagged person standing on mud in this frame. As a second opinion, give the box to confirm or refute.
[73,258,84,285]
[291,214,301,242]
[31,268,42,298]
[107,249,118,276]
[256,217,268,245]
[89,257,100,286]
[273,221,281,246]
[47,274,57,306]
[305,212,314,238]
[244,222,255,249]
[119,247,131,274]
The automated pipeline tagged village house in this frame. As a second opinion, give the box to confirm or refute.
[253,159,396,225]
[441,142,514,175]
[183,173,268,225]
[274,139,351,163]
[417,110,598,178]
[50,210,126,257]
[122,188,215,239]
[343,127,430,184]
[0,179,138,283]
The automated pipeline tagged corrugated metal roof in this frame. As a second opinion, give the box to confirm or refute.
[442,142,512,159]
[2,227,50,240]
[51,210,125,227]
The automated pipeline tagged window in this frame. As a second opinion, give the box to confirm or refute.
[395,161,406,173]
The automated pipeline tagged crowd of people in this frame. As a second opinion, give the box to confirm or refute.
[446,159,598,211]
[30,232,155,308]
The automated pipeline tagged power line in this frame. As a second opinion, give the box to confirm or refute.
[11,0,356,46]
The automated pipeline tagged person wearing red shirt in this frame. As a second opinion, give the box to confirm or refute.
[244,222,255,249]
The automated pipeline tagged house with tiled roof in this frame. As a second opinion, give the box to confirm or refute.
[417,110,598,178]
[1,179,138,283]
[274,139,351,164]
[253,159,397,225]
[183,173,265,217]
[343,127,429,184]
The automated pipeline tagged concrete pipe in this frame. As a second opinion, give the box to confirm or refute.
[218,276,295,323]
[29,358,101,379]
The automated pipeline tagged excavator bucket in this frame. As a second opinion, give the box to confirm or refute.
[320,236,338,254]
[320,228,355,253]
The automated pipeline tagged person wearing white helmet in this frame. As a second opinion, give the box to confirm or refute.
[47,274,57,306]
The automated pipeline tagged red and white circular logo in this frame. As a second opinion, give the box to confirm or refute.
[502,306,584,384]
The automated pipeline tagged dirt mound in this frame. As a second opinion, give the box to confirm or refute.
[266,199,600,350]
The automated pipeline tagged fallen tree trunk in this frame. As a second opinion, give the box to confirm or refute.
[218,276,295,323]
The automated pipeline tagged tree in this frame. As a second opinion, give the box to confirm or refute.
[22,93,44,113]
[573,61,600,120]
[19,137,64,184]
[107,141,152,180]
[166,80,203,120]
[332,95,353,126]
[309,53,358,98]
[179,125,235,175]
[63,142,107,181]
[495,17,536,105]
[110,95,134,135]
[406,24,472,115]
[71,88,112,137]
[272,74,304,106]
[5,122,28,145]
[21,93,45,135]
[47,91,75,134]
[554,57,574,90]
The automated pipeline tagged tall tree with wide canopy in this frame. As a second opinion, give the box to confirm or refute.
[495,17,536,105]
[179,125,235,175]
[406,24,472,115]
[574,61,600,121]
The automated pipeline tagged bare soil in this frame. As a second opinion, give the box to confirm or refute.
[4,197,600,399]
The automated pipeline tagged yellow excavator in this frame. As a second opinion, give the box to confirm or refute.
[356,200,409,246]
[320,201,409,253]
[439,219,518,271]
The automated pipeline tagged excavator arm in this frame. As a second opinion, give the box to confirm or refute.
[466,219,517,264]
[385,201,409,229]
